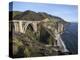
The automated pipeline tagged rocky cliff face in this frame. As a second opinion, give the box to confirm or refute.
[9,10,69,58]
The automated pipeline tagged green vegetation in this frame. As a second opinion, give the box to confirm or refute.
[13,11,22,18]
[9,10,68,58]
[10,10,67,23]
[11,23,58,58]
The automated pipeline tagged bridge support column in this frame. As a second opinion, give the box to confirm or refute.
[14,22,19,32]
[19,21,24,33]
[57,23,64,34]
[32,22,37,32]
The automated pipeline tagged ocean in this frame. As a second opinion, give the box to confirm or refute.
[61,22,78,54]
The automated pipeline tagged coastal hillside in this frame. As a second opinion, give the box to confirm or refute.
[9,10,70,58]
[10,10,67,23]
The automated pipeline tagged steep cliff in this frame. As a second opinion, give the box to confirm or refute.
[9,10,69,58]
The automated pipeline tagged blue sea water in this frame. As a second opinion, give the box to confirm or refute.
[61,23,78,54]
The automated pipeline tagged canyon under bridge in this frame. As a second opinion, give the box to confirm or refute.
[9,18,69,53]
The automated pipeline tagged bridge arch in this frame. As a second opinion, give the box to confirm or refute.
[26,23,34,32]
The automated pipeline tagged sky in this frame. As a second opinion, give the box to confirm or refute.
[9,1,78,22]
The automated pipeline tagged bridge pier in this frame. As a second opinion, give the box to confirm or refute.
[32,22,37,32]
[19,21,24,33]
[13,21,25,33]
[13,22,19,32]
